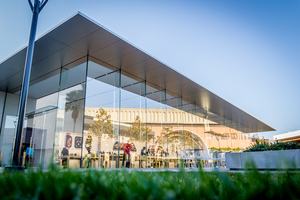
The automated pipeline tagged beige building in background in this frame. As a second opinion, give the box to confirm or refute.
[85,107,253,151]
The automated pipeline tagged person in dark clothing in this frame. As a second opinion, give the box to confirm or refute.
[61,147,69,168]
[140,146,147,168]
[141,147,147,156]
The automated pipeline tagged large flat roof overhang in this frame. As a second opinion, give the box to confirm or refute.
[0,13,274,133]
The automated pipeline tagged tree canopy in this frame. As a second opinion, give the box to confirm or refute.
[88,108,113,137]
[128,116,152,141]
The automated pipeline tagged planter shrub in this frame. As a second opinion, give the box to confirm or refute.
[245,141,300,152]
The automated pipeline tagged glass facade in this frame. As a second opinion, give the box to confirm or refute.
[0,56,253,169]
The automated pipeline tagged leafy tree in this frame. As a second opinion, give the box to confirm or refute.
[88,108,113,153]
[157,127,173,144]
[155,127,173,152]
[128,116,152,141]
[65,89,84,132]
[161,127,173,136]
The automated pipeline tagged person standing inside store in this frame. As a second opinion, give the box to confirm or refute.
[140,146,147,168]
[122,142,132,168]
[61,147,69,168]
[25,145,34,167]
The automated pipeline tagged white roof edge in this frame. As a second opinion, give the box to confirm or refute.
[273,130,300,140]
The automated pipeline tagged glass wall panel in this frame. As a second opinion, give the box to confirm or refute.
[0,91,6,166]
[0,66,62,167]
[0,93,19,166]
[179,101,195,168]
[0,92,6,129]
[83,60,120,168]
[18,68,61,168]
[145,86,167,168]
[120,74,146,168]
[0,67,62,168]
[22,107,57,168]
[26,69,61,114]
[54,60,87,169]
[60,61,87,91]
[172,98,183,168]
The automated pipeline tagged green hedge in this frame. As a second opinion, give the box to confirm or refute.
[245,141,300,152]
[0,168,299,199]
[210,147,242,152]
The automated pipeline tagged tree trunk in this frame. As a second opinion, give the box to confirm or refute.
[98,134,102,167]
[98,134,102,153]
[73,118,76,133]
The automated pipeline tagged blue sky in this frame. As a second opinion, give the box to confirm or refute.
[0,0,299,138]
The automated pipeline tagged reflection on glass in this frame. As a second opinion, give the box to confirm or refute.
[19,67,61,168]
[83,60,120,168]
[54,60,87,169]
[21,108,57,168]
[120,79,146,169]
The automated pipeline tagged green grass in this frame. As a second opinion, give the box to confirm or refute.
[0,168,299,200]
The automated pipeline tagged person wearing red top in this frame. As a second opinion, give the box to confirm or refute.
[122,143,132,168]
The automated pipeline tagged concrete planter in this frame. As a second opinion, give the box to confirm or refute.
[225,149,300,170]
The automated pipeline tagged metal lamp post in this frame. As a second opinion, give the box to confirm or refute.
[12,0,48,167]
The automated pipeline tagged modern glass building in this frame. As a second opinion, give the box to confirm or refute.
[0,13,274,169]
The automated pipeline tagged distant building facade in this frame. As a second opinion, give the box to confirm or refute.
[274,130,300,143]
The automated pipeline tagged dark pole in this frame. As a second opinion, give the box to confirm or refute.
[12,0,48,167]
